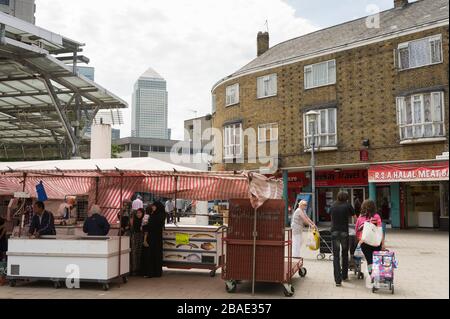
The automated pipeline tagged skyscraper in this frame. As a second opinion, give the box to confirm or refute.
[132,68,169,139]
[76,66,95,137]
[77,66,95,81]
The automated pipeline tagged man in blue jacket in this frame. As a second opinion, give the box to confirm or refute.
[83,205,110,236]
[29,201,56,238]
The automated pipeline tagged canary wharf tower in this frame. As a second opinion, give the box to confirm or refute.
[131,67,169,139]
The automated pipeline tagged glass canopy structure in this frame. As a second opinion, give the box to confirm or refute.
[0,11,127,160]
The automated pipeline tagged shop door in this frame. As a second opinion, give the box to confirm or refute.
[376,186,391,222]
[339,188,365,214]
[352,188,365,216]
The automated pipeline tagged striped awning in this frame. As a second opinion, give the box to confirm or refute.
[0,159,282,222]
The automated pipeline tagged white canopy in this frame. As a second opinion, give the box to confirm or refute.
[0,157,199,174]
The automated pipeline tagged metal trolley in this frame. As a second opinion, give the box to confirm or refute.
[222,227,306,297]
[317,230,334,261]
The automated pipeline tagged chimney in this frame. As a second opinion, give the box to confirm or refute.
[394,0,408,8]
[257,32,269,57]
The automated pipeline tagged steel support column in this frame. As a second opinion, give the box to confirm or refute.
[42,77,78,156]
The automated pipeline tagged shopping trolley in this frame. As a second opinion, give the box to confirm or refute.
[316,230,333,261]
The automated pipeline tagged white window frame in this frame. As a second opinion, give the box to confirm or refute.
[304,59,336,90]
[303,108,338,150]
[258,123,278,142]
[257,74,277,99]
[396,91,446,142]
[223,123,243,159]
[225,84,240,107]
[397,34,443,71]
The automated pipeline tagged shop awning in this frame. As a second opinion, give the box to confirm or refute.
[368,162,449,183]
[0,158,283,222]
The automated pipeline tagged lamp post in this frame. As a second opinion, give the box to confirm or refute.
[306,110,320,225]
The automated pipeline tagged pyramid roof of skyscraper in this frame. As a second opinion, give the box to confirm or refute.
[141,67,164,79]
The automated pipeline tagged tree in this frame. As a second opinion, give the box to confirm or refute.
[111,144,123,158]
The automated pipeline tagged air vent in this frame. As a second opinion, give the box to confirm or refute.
[10,265,20,276]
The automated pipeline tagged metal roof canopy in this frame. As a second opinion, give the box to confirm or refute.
[0,11,127,158]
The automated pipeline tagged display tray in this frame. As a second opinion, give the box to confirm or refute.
[164,262,217,268]
[163,239,217,253]
[163,232,217,240]
[163,251,216,264]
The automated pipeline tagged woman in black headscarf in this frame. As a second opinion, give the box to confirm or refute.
[130,208,144,276]
[142,201,166,278]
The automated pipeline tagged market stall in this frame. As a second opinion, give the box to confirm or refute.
[0,158,283,292]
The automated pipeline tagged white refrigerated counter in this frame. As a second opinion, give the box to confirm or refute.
[6,236,130,290]
[163,224,225,277]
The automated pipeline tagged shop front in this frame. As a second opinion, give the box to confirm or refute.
[314,170,368,222]
[283,169,369,223]
[368,162,449,231]
[285,173,308,209]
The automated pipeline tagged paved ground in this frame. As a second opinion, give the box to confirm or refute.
[0,224,448,299]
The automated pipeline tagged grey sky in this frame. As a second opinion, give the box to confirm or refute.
[35,0,408,141]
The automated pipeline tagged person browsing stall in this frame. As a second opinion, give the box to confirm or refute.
[165,199,175,224]
[28,201,56,238]
[130,208,145,276]
[0,215,7,261]
[83,205,110,236]
[132,195,144,212]
[142,202,165,278]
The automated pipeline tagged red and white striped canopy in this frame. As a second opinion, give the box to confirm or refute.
[0,158,282,222]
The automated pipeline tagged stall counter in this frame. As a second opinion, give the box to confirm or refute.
[7,235,129,290]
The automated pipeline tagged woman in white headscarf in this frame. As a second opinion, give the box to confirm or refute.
[291,200,317,258]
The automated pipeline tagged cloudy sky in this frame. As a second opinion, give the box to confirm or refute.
[35,0,401,140]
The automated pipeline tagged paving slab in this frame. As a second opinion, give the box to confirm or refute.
[0,229,448,299]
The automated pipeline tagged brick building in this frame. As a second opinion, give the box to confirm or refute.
[211,0,449,230]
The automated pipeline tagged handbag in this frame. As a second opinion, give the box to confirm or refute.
[361,222,383,247]
[310,229,320,251]
[306,227,320,250]
[36,181,48,202]
[354,245,364,258]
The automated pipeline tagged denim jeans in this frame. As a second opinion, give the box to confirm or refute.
[331,231,349,284]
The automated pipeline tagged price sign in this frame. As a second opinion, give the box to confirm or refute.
[175,233,190,245]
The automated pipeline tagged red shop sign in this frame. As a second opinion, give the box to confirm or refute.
[315,170,368,187]
[368,162,449,183]
[287,172,307,188]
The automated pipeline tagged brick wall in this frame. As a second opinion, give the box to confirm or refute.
[212,26,449,171]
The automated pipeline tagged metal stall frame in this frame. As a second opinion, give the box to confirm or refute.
[221,200,306,297]
[222,228,306,297]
